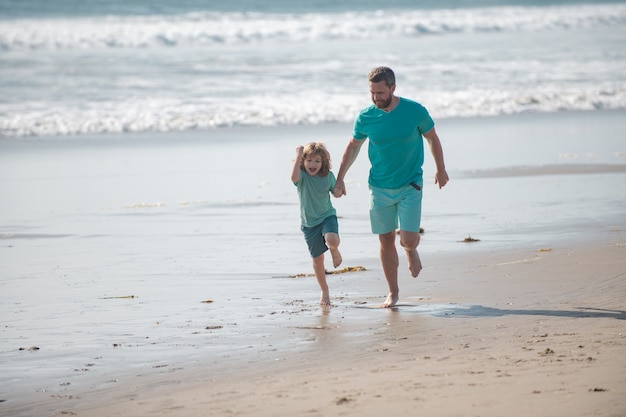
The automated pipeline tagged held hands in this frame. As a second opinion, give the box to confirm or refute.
[435,170,449,189]
[333,179,346,198]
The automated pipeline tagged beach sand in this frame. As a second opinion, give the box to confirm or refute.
[1,110,625,416]
[24,241,626,417]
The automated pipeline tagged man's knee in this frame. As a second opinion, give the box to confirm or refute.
[399,231,420,251]
[378,231,396,248]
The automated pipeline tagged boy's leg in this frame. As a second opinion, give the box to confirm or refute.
[324,232,342,268]
[312,254,330,305]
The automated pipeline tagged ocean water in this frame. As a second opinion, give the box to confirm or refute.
[1,0,625,138]
[1,0,625,326]
[1,2,626,410]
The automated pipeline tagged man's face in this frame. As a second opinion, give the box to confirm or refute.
[369,81,395,110]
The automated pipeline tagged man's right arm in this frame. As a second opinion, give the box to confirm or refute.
[334,138,364,197]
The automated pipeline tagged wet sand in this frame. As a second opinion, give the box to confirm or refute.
[1,110,625,416]
[45,239,626,417]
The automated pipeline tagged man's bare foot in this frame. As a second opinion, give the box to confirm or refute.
[330,248,342,268]
[320,291,331,306]
[382,293,398,308]
[407,249,422,278]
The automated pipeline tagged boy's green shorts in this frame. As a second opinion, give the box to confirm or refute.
[301,215,339,258]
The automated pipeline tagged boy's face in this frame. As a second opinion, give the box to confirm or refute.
[303,153,323,176]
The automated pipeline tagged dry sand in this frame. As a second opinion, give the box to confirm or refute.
[43,236,626,417]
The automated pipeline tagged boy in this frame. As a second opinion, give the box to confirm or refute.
[291,142,342,306]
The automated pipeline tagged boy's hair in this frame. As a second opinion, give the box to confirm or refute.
[300,142,332,176]
[368,66,395,87]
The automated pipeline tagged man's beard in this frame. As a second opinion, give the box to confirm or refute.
[373,96,392,109]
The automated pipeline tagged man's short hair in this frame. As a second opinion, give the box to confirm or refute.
[368,66,395,87]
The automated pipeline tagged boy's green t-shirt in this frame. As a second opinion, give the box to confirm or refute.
[353,97,434,189]
[294,169,336,227]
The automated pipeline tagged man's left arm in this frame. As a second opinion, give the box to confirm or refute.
[423,127,449,189]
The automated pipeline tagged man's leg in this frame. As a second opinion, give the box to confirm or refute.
[379,231,399,307]
[397,183,423,278]
[399,230,422,278]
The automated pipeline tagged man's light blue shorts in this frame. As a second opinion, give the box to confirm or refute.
[369,183,422,234]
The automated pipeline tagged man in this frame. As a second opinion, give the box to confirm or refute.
[334,66,449,308]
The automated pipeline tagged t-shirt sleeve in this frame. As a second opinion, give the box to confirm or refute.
[352,113,367,140]
[328,172,337,191]
[416,105,435,135]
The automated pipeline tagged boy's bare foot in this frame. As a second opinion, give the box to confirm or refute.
[382,293,398,308]
[407,249,422,278]
[320,291,331,306]
[330,248,342,268]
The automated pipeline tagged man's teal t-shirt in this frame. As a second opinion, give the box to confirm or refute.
[294,169,337,227]
[352,97,434,189]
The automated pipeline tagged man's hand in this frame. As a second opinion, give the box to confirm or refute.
[333,179,346,197]
[435,170,449,189]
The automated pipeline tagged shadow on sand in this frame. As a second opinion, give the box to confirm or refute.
[388,304,626,320]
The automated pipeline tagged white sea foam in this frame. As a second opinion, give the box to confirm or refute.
[1,85,624,138]
[1,5,624,51]
[1,3,625,138]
